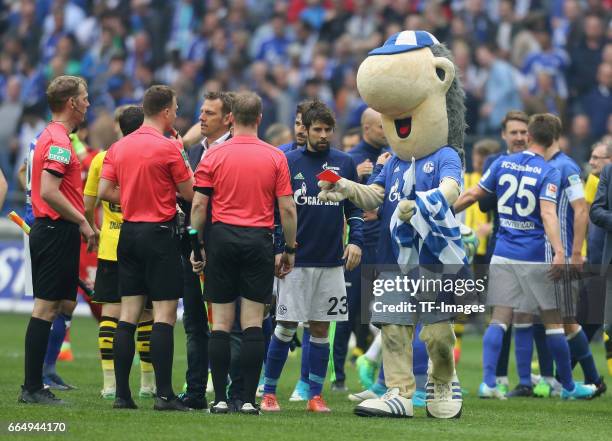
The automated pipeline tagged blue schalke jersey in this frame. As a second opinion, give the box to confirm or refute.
[347,140,390,247]
[282,146,364,267]
[479,151,560,262]
[24,132,41,226]
[546,151,584,259]
[373,146,462,265]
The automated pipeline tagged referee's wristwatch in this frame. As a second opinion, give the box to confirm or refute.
[284,244,297,254]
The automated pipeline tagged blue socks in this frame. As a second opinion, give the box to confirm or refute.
[482,323,507,388]
[514,325,534,386]
[263,325,295,394]
[567,326,600,384]
[43,313,69,374]
[300,327,310,384]
[533,324,554,377]
[546,328,574,391]
[413,324,428,391]
[308,336,329,398]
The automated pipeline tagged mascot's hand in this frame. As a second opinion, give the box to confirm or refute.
[318,178,354,202]
[398,199,415,222]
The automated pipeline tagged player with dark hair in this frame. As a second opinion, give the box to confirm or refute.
[99,85,194,411]
[83,105,157,400]
[19,75,97,405]
[261,101,363,413]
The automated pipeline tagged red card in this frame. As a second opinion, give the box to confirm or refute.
[316,169,341,183]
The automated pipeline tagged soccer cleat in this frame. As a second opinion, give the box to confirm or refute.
[260,393,281,412]
[506,384,534,398]
[307,395,331,413]
[43,373,76,390]
[210,401,230,414]
[348,388,382,403]
[356,355,378,389]
[113,397,138,409]
[154,396,190,411]
[289,379,310,402]
[533,379,551,398]
[354,388,412,418]
[331,380,348,392]
[240,402,260,415]
[177,393,208,409]
[425,376,463,419]
[478,382,507,400]
[139,385,156,398]
[496,377,509,396]
[561,383,596,400]
[18,386,65,405]
[591,377,607,398]
[100,387,116,400]
[412,389,426,408]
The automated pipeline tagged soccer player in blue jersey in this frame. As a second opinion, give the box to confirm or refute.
[262,101,364,413]
[513,115,605,398]
[18,133,77,391]
[455,113,596,400]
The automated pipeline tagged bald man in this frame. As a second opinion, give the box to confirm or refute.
[330,109,390,390]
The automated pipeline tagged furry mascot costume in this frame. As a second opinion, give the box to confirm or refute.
[319,31,466,419]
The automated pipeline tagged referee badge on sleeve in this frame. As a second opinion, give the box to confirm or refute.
[181,150,190,168]
[48,146,71,164]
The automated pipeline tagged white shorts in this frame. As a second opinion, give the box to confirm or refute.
[275,266,348,322]
[487,255,558,312]
[23,234,33,297]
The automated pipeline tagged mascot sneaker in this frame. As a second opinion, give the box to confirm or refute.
[289,379,309,402]
[348,388,382,403]
[426,377,462,419]
[354,388,413,418]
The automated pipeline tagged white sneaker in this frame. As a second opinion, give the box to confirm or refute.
[354,387,413,418]
[348,389,380,403]
[478,382,507,400]
[240,402,260,415]
[100,387,116,399]
[210,401,229,414]
[426,376,463,419]
[256,383,264,398]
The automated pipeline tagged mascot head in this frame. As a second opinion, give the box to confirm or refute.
[357,31,466,162]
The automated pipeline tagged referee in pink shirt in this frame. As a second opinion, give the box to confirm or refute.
[190,91,297,415]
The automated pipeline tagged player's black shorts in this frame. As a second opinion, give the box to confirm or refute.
[117,220,183,301]
[29,217,80,301]
[205,223,274,304]
[93,259,120,303]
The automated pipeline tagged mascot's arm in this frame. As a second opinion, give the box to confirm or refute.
[398,177,461,222]
[318,178,385,211]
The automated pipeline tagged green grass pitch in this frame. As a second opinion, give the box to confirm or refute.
[0,313,610,440]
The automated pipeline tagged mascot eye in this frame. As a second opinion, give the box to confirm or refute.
[436,68,445,81]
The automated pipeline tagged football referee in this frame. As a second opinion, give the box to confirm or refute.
[99,85,194,411]
[20,75,96,405]
[190,91,297,414]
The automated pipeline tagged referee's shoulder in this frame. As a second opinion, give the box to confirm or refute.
[41,125,70,147]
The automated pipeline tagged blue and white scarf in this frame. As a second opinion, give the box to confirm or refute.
[390,158,467,267]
